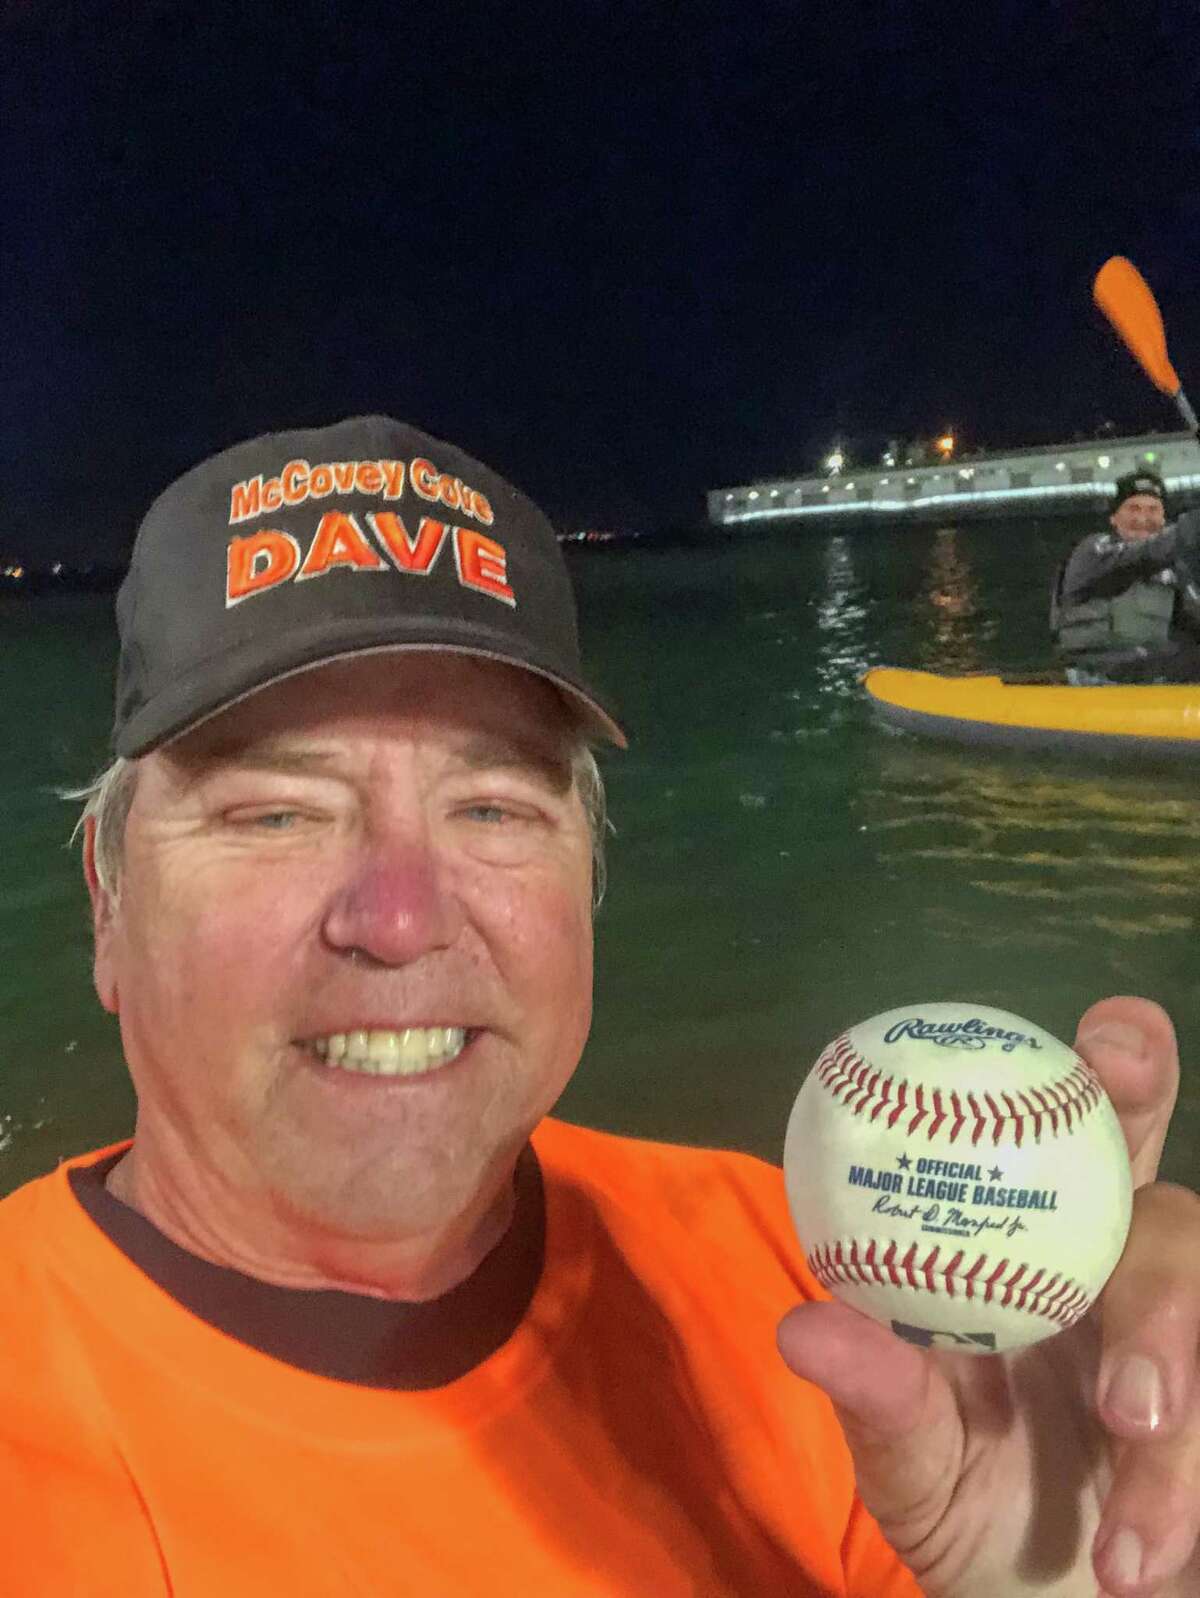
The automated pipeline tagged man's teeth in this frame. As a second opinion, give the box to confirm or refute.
[310,1027,467,1076]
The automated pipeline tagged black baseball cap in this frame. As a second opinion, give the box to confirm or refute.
[1111,470,1167,513]
[113,416,626,756]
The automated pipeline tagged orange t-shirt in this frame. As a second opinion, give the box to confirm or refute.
[0,1117,921,1596]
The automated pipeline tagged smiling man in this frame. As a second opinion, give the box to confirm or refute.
[1054,469,1200,680]
[97,651,597,1303]
[1,418,1197,1597]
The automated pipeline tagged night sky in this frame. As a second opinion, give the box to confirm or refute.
[5,0,1200,561]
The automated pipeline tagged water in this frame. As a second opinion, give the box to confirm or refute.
[2,516,1197,1194]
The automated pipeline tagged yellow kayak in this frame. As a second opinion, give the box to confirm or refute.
[863,667,1200,757]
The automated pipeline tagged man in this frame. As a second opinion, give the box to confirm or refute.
[1,416,1197,1596]
[1053,469,1200,680]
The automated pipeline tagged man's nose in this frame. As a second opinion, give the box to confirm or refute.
[322,838,464,967]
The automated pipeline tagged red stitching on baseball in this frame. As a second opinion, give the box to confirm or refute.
[811,1036,1103,1148]
[807,1240,1092,1328]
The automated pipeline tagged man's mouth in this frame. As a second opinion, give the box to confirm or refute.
[306,1027,469,1078]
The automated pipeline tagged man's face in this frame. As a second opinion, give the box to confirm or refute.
[1110,493,1166,540]
[90,653,595,1242]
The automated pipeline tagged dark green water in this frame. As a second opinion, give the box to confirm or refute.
[3,516,1198,1194]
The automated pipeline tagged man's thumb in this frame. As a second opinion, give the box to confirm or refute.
[777,1301,964,1542]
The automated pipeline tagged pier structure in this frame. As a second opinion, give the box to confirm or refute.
[709,430,1200,530]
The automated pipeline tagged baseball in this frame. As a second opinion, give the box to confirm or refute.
[783,1003,1133,1354]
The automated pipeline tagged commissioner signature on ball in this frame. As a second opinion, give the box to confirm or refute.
[872,1194,1031,1241]
[882,1016,1044,1053]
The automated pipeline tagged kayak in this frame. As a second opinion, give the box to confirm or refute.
[863,666,1200,758]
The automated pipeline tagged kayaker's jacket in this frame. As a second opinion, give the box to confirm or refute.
[1053,520,1200,661]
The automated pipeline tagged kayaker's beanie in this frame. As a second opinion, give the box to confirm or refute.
[111,416,626,757]
[1111,470,1167,513]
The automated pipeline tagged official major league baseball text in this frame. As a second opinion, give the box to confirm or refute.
[783,1003,1133,1354]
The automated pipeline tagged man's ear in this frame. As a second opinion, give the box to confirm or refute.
[82,816,119,1014]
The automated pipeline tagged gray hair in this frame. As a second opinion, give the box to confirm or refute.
[68,742,612,910]
[64,757,139,901]
[571,743,611,911]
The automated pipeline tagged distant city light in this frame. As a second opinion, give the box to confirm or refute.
[881,451,896,467]
[937,433,955,457]
[713,433,1194,527]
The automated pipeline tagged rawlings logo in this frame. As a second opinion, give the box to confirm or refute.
[882,1016,1043,1054]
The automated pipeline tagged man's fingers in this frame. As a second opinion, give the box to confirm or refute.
[1073,997,1179,1184]
[1093,1182,1200,1593]
[1093,1417,1200,1595]
[776,1302,964,1549]
[1098,1183,1200,1440]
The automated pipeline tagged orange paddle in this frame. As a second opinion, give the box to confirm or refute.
[1093,256,1198,434]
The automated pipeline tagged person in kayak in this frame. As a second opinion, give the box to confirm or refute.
[1053,469,1200,680]
[1,417,1198,1597]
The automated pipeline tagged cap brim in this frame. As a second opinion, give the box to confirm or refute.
[115,618,627,757]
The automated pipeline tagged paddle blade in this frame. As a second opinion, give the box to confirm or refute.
[1094,256,1181,395]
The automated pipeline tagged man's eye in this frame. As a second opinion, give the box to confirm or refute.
[461,803,511,824]
[225,809,302,830]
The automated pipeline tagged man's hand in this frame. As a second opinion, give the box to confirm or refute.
[1173,508,1200,556]
[778,997,1200,1596]
[1171,508,1200,597]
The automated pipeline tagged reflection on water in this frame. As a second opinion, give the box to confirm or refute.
[917,527,988,674]
[864,739,1200,950]
[813,533,873,700]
